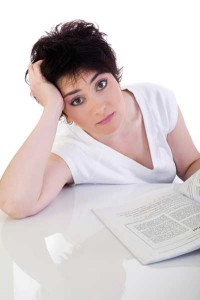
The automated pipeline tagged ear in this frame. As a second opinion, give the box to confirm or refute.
[62,111,73,124]
[66,117,73,124]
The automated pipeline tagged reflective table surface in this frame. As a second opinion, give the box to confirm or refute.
[0,183,200,300]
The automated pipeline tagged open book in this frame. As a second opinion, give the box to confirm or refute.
[92,170,200,264]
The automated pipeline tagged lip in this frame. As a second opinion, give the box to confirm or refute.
[96,112,115,125]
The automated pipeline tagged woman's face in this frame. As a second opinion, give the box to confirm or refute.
[57,70,126,140]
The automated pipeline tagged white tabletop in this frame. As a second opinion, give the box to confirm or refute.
[0,183,200,300]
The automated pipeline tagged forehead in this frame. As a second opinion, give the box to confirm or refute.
[57,70,97,91]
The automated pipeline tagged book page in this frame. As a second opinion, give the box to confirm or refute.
[92,187,200,264]
[175,169,200,202]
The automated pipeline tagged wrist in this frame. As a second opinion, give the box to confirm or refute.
[43,103,63,121]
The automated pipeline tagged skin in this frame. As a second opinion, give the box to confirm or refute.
[57,70,138,144]
[57,70,153,168]
[0,60,200,219]
[57,70,200,178]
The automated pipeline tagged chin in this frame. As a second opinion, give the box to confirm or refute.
[98,124,122,136]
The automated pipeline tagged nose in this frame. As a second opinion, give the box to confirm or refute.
[90,98,107,116]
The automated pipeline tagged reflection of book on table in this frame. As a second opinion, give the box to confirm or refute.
[92,170,200,264]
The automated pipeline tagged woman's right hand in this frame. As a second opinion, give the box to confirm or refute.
[28,60,64,113]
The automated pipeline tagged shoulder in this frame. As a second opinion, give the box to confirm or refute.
[122,82,178,133]
[122,82,176,102]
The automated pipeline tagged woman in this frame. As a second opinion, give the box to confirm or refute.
[0,20,200,219]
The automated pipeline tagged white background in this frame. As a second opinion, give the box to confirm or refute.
[0,0,199,177]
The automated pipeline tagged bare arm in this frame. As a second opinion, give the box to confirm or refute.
[0,61,72,218]
[167,106,200,181]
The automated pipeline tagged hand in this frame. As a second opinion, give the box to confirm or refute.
[28,60,64,113]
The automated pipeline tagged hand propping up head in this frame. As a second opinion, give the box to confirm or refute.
[28,60,64,114]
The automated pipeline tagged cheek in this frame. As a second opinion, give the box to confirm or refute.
[67,108,89,125]
[111,91,124,107]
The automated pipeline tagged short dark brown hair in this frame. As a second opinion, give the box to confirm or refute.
[25,20,123,85]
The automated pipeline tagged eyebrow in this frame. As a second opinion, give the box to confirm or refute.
[63,71,102,99]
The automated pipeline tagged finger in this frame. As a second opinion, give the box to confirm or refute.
[28,60,43,72]
[35,59,43,65]
[32,60,43,71]
[27,63,34,77]
[27,65,34,84]
[30,92,40,104]
[32,60,46,80]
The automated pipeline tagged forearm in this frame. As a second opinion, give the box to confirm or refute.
[0,105,61,216]
[183,157,200,181]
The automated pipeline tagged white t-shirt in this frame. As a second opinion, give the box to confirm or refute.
[51,83,178,184]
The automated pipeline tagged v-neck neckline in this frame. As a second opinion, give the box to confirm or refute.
[72,84,157,172]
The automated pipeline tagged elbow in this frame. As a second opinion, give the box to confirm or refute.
[182,158,200,181]
[0,197,35,219]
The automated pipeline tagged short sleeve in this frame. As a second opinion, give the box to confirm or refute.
[161,86,179,133]
[51,120,102,184]
[51,84,179,185]
[137,83,179,134]
[51,121,78,183]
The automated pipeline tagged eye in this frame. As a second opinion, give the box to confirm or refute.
[97,79,107,90]
[71,97,84,106]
